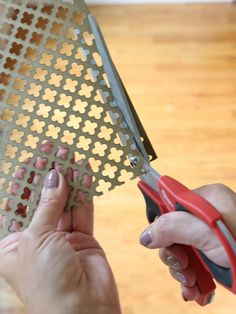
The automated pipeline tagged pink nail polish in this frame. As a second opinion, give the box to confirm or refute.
[44,170,59,189]
[174,272,188,285]
[166,256,182,270]
[140,228,152,247]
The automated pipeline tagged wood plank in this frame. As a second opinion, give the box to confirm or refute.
[91,4,236,314]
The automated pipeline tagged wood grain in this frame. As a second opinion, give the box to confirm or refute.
[91,3,236,314]
[1,3,236,314]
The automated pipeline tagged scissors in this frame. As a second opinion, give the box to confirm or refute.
[88,14,236,306]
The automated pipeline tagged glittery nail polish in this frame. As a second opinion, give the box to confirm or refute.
[44,170,59,189]
[140,228,152,247]
[166,256,182,270]
[174,272,188,285]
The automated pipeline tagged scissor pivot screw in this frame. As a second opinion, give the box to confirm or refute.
[130,156,139,168]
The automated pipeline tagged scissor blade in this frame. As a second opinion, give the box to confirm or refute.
[140,161,161,193]
[119,79,157,162]
[88,14,157,162]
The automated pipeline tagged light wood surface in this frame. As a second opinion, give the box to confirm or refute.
[92,3,236,314]
[1,3,236,314]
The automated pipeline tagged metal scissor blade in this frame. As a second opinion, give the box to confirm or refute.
[140,161,161,193]
[119,79,157,162]
[88,14,157,162]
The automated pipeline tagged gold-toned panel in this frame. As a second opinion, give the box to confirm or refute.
[0,0,144,239]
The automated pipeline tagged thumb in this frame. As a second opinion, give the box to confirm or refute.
[29,170,68,233]
[139,211,218,251]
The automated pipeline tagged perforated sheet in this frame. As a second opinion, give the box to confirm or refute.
[0,0,144,239]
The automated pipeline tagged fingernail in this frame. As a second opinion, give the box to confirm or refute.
[166,256,182,270]
[44,170,59,189]
[182,292,188,302]
[174,272,188,285]
[140,228,152,247]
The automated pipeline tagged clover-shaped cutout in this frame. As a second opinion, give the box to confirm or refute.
[9,220,23,232]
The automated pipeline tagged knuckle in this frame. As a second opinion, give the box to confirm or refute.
[201,183,232,196]
[23,228,35,240]
[40,195,59,207]
[155,214,172,235]
[210,183,229,193]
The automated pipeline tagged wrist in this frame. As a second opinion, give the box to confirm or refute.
[80,306,121,314]
[25,293,121,314]
[24,293,77,314]
[26,304,121,314]
[26,302,66,314]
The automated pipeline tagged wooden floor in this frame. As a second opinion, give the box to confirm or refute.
[1,3,236,314]
[93,4,236,314]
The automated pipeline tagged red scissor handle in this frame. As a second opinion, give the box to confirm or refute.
[138,175,236,306]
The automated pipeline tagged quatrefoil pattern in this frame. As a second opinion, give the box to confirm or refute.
[0,0,144,239]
